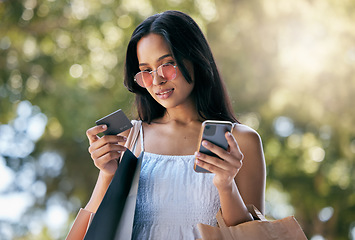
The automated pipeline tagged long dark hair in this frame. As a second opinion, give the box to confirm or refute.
[124,10,238,124]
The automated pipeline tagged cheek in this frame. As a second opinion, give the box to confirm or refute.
[146,87,155,98]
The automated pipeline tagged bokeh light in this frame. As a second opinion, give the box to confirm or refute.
[273,116,294,138]
[318,206,334,222]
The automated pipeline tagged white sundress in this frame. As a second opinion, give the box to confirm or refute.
[131,124,221,240]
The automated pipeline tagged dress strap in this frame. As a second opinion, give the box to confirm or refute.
[139,124,144,152]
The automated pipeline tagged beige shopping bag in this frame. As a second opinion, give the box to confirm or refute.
[197,205,308,240]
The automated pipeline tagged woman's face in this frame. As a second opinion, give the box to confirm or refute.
[136,33,195,110]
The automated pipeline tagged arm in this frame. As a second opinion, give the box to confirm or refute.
[66,125,129,240]
[84,125,130,213]
[235,125,265,214]
[84,171,115,213]
[195,124,266,226]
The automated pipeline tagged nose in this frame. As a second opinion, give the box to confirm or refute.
[151,70,167,86]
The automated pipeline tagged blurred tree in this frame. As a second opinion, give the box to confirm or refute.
[208,0,355,239]
[0,0,354,239]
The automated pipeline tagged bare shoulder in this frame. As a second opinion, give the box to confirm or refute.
[233,123,262,147]
[232,123,265,165]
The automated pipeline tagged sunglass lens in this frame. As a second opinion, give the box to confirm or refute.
[135,72,152,88]
[135,64,177,88]
[159,64,176,80]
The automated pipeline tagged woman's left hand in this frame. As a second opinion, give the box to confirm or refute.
[195,132,244,191]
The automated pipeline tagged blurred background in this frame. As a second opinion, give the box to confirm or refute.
[0,0,354,239]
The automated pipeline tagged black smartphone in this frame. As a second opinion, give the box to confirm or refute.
[95,109,133,135]
[194,120,234,173]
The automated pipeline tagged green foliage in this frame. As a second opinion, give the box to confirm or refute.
[0,0,354,239]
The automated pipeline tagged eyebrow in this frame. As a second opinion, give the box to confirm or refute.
[138,54,173,66]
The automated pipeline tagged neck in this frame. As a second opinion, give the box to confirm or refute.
[157,101,202,125]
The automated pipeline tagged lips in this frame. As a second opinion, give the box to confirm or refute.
[155,88,174,99]
[156,89,173,95]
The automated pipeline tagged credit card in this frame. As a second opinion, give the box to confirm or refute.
[95,109,133,135]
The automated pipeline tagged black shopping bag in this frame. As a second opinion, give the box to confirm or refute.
[84,149,139,240]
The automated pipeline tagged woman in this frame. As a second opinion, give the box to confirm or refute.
[74,10,265,239]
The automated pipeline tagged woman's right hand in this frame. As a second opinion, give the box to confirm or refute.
[86,125,127,177]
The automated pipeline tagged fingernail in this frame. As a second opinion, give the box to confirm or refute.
[102,125,107,129]
[202,141,208,147]
[123,136,127,141]
[195,152,201,157]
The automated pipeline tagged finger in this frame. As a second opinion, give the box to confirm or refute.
[86,125,107,144]
[195,151,243,177]
[197,135,243,170]
[88,135,127,154]
[117,135,128,142]
[91,143,127,160]
[195,151,230,172]
[201,133,243,163]
[200,140,232,162]
[194,155,225,175]
[94,151,121,169]
[225,132,244,161]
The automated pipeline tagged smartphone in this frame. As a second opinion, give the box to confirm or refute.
[95,109,133,135]
[194,120,234,173]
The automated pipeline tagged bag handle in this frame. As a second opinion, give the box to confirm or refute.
[246,204,266,221]
[124,120,142,155]
[216,205,266,227]
[216,210,227,227]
